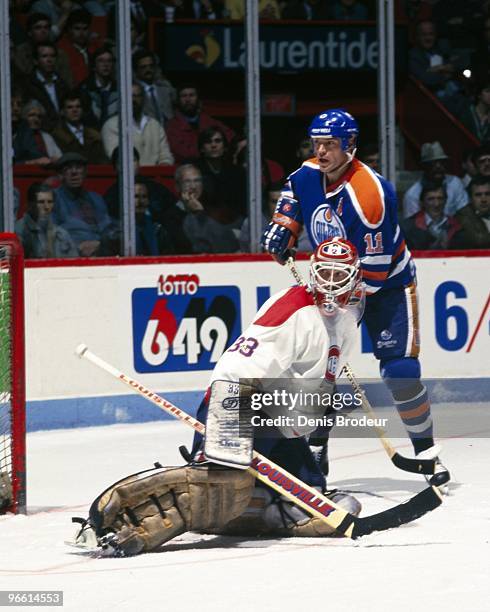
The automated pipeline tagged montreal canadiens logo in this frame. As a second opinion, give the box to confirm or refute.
[310,204,346,244]
[325,345,340,382]
[282,202,292,213]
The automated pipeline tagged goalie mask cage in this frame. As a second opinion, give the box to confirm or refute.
[0,233,26,514]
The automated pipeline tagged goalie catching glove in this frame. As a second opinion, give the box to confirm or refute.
[261,195,303,264]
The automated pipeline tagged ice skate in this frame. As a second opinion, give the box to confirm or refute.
[417,445,450,493]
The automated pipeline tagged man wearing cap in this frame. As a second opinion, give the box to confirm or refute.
[402,141,469,219]
[53,153,119,257]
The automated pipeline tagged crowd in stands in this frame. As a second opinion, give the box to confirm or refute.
[7,0,490,258]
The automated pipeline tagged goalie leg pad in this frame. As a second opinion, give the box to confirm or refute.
[263,491,362,538]
[89,465,255,555]
[212,488,362,539]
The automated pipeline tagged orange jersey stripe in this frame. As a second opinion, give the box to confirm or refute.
[393,239,406,261]
[348,160,385,226]
[407,283,420,358]
[362,269,389,281]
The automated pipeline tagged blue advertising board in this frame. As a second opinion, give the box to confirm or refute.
[132,274,241,373]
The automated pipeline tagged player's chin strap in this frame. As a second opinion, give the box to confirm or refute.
[333,148,356,175]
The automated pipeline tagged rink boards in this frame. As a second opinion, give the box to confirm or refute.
[24,253,489,430]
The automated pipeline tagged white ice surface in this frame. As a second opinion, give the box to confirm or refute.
[1,415,490,612]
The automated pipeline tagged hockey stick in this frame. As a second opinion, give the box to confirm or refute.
[342,363,437,475]
[286,256,308,288]
[76,344,442,539]
[286,257,437,476]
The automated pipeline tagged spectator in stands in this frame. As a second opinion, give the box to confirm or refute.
[15,182,78,258]
[239,181,313,252]
[166,83,235,163]
[232,133,285,188]
[101,82,174,165]
[29,0,82,40]
[331,0,368,20]
[22,99,62,163]
[53,152,120,256]
[461,147,478,187]
[134,178,176,255]
[358,142,381,173]
[133,49,176,125]
[469,175,490,218]
[456,176,490,248]
[473,143,490,178]
[79,46,118,129]
[409,20,467,116]
[57,9,101,86]
[196,126,247,221]
[282,0,330,19]
[460,81,490,143]
[52,92,108,163]
[11,89,49,165]
[174,163,239,253]
[402,141,468,219]
[25,42,70,130]
[401,184,464,250]
[104,147,177,222]
[13,12,73,87]
[295,136,314,165]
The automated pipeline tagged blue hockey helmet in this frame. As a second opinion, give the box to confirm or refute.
[308,109,359,152]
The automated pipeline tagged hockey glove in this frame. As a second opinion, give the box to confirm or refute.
[261,196,303,265]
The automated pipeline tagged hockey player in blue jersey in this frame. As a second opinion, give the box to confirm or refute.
[261,108,450,487]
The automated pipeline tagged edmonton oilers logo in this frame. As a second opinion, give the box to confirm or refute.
[310,204,346,244]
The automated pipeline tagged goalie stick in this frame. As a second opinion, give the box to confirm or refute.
[285,256,436,476]
[75,344,442,539]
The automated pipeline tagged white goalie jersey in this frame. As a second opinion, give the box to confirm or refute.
[211,285,358,386]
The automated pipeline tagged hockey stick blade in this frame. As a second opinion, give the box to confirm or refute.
[350,485,443,538]
[76,345,442,539]
[390,452,436,475]
[342,363,436,475]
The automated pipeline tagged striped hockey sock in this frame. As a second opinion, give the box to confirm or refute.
[394,384,434,455]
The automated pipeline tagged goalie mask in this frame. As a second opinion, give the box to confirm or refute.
[310,238,364,317]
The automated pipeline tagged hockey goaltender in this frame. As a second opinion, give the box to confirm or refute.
[71,239,441,556]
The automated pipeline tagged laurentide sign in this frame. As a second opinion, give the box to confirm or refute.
[154,23,407,72]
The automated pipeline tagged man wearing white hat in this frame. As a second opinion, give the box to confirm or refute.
[402,141,468,219]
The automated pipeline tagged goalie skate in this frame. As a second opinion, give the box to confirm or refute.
[65,518,99,551]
